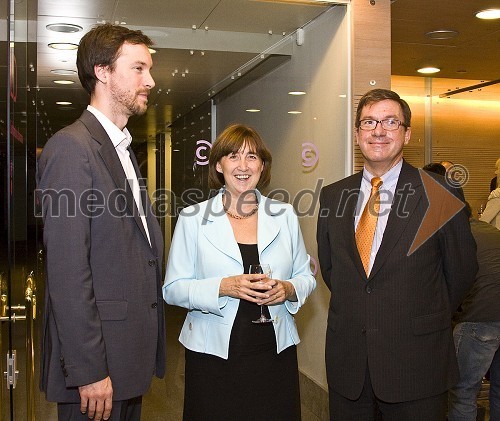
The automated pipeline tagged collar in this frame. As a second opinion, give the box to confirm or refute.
[362,159,403,190]
[87,105,132,150]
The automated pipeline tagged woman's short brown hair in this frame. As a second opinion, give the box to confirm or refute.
[208,124,272,190]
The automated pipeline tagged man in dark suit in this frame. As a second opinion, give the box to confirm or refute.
[37,24,165,421]
[317,89,478,420]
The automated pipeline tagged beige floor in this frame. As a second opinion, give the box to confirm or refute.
[32,304,492,420]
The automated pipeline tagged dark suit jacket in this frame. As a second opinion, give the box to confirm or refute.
[37,110,165,402]
[317,160,477,403]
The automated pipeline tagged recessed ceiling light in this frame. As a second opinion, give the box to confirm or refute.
[148,48,156,54]
[48,42,79,50]
[46,23,83,33]
[476,9,500,19]
[246,109,261,113]
[288,111,302,114]
[51,69,77,76]
[288,91,306,95]
[417,67,441,74]
[56,101,72,105]
[425,30,459,40]
[53,80,75,85]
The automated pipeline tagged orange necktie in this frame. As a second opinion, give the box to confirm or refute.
[356,177,383,275]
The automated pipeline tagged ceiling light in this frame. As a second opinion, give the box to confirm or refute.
[475,9,500,19]
[425,30,459,40]
[246,109,261,113]
[46,23,83,33]
[51,69,77,76]
[148,48,156,54]
[56,101,72,105]
[48,43,79,50]
[417,67,441,74]
[53,80,75,85]
[288,91,306,95]
[288,111,302,114]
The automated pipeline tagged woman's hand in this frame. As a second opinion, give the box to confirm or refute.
[257,279,297,305]
[219,273,272,303]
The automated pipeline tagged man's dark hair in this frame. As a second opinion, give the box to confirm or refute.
[77,23,153,95]
[355,88,411,129]
[422,163,446,177]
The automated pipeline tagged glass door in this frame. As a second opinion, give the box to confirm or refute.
[1,0,40,419]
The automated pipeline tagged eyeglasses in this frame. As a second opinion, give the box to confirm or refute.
[358,118,406,131]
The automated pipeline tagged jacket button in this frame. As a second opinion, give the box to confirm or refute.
[366,285,372,294]
[148,259,156,266]
[151,302,157,308]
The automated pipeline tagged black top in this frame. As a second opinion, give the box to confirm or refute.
[230,243,274,354]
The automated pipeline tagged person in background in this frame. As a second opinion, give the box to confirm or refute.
[489,158,500,193]
[163,123,316,421]
[423,162,446,177]
[317,89,478,420]
[481,176,500,230]
[448,203,500,421]
[37,24,165,421]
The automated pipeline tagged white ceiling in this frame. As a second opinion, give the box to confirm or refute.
[8,0,500,145]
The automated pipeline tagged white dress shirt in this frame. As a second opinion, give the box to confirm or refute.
[87,105,151,245]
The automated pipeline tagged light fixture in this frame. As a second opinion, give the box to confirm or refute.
[53,80,74,85]
[288,111,302,114]
[46,23,83,33]
[425,30,459,40]
[56,101,72,105]
[417,67,441,74]
[48,43,79,50]
[288,91,306,95]
[475,9,500,19]
[51,69,77,76]
[246,109,261,113]
[148,48,156,54]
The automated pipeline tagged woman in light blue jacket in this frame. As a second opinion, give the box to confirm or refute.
[163,124,316,421]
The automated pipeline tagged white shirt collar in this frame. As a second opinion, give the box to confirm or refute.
[362,159,403,190]
[87,105,132,150]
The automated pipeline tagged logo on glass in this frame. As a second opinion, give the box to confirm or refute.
[195,140,212,166]
[301,142,319,168]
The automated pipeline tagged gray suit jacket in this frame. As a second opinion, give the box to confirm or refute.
[317,160,478,403]
[37,110,165,402]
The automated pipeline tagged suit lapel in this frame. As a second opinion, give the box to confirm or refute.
[79,111,151,247]
[342,172,367,280]
[257,196,280,257]
[128,147,154,247]
[369,161,423,278]
[201,194,242,265]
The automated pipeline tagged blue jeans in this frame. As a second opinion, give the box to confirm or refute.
[448,321,500,421]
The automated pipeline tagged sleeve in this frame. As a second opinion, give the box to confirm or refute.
[38,133,108,388]
[479,195,500,225]
[162,211,227,316]
[283,206,317,315]
[316,188,332,291]
[439,187,479,312]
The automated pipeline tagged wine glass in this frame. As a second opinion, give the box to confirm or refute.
[249,264,273,324]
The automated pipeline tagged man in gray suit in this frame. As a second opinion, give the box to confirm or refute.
[37,24,165,421]
[317,89,478,420]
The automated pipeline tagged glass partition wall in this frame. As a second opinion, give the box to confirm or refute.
[392,75,500,218]
[1,0,40,419]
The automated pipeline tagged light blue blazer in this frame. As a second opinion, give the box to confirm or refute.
[163,190,316,359]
